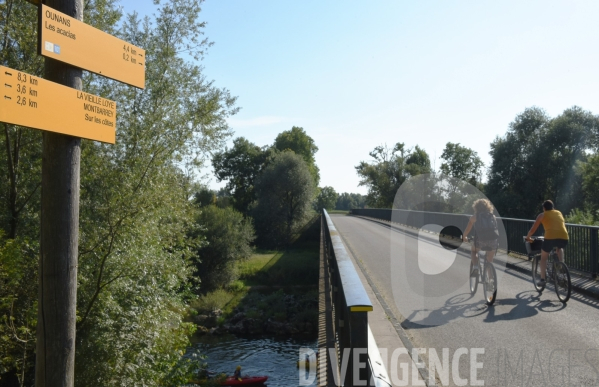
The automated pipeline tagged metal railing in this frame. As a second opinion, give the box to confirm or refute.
[322,209,390,386]
[351,208,599,276]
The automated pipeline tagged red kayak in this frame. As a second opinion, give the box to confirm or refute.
[219,376,268,386]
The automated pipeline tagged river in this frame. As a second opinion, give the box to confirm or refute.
[192,334,318,386]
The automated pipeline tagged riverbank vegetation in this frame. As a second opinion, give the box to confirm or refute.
[190,216,320,337]
[0,0,322,385]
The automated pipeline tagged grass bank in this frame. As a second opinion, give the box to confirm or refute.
[326,209,350,215]
[190,216,320,336]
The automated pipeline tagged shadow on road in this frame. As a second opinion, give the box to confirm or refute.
[503,264,599,310]
[401,289,571,329]
[355,215,599,313]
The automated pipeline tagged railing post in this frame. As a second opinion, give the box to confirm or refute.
[591,228,598,278]
[340,301,351,384]
[504,218,509,253]
[335,274,342,341]
[345,310,369,386]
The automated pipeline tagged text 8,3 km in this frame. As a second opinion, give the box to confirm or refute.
[0,65,116,144]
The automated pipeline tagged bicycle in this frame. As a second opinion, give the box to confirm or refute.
[523,236,571,303]
[467,236,497,306]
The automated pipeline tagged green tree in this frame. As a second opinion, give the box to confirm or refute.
[355,143,431,208]
[579,154,599,216]
[0,0,44,240]
[274,126,320,186]
[543,106,598,213]
[487,106,598,218]
[194,187,217,207]
[565,208,598,226]
[189,205,254,292]
[440,142,484,186]
[253,152,315,247]
[335,192,366,210]
[0,1,124,383]
[0,234,37,384]
[212,137,274,215]
[72,0,239,384]
[0,0,239,384]
[316,186,338,211]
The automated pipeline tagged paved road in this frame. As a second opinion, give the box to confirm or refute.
[331,214,599,387]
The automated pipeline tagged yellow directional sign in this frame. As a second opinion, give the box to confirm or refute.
[0,66,116,144]
[38,4,145,89]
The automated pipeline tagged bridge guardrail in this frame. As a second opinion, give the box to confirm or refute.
[351,208,599,277]
[367,326,392,387]
[323,209,387,386]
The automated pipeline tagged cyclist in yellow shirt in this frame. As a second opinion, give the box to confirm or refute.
[526,200,569,287]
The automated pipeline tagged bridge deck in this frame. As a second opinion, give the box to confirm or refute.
[325,214,599,387]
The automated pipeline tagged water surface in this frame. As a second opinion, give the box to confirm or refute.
[192,335,318,387]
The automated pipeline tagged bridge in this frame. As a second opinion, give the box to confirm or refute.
[318,209,599,386]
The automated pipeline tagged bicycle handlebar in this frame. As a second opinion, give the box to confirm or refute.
[523,236,544,242]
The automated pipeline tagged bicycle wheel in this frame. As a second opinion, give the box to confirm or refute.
[554,262,571,303]
[532,256,545,292]
[483,262,497,306]
[469,261,478,295]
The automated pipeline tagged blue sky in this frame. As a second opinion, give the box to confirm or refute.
[120,1,599,194]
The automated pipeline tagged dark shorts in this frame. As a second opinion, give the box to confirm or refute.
[475,238,498,252]
[542,238,568,253]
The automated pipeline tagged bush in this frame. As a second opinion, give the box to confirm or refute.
[228,280,245,293]
[566,208,599,226]
[190,205,255,292]
[192,289,234,314]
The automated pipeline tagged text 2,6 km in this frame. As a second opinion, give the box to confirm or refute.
[16,96,37,108]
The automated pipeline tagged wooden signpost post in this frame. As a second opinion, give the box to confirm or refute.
[0,1,144,385]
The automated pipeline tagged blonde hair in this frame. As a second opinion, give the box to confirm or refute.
[472,199,493,215]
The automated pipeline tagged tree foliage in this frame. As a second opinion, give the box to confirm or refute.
[274,126,320,187]
[75,0,239,383]
[356,143,431,208]
[0,0,44,242]
[0,234,37,384]
[440,142,484,186]
[315,186,338,211]
[189,205,255,292]
[212,137,274,215]
[486,106,599,218]
[1,0,239,384]
[253,152,315,247]
[335,192,366,210]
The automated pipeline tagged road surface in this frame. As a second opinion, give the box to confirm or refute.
[330,214,599,387]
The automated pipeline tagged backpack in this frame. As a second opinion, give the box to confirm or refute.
[474,212,499,240]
